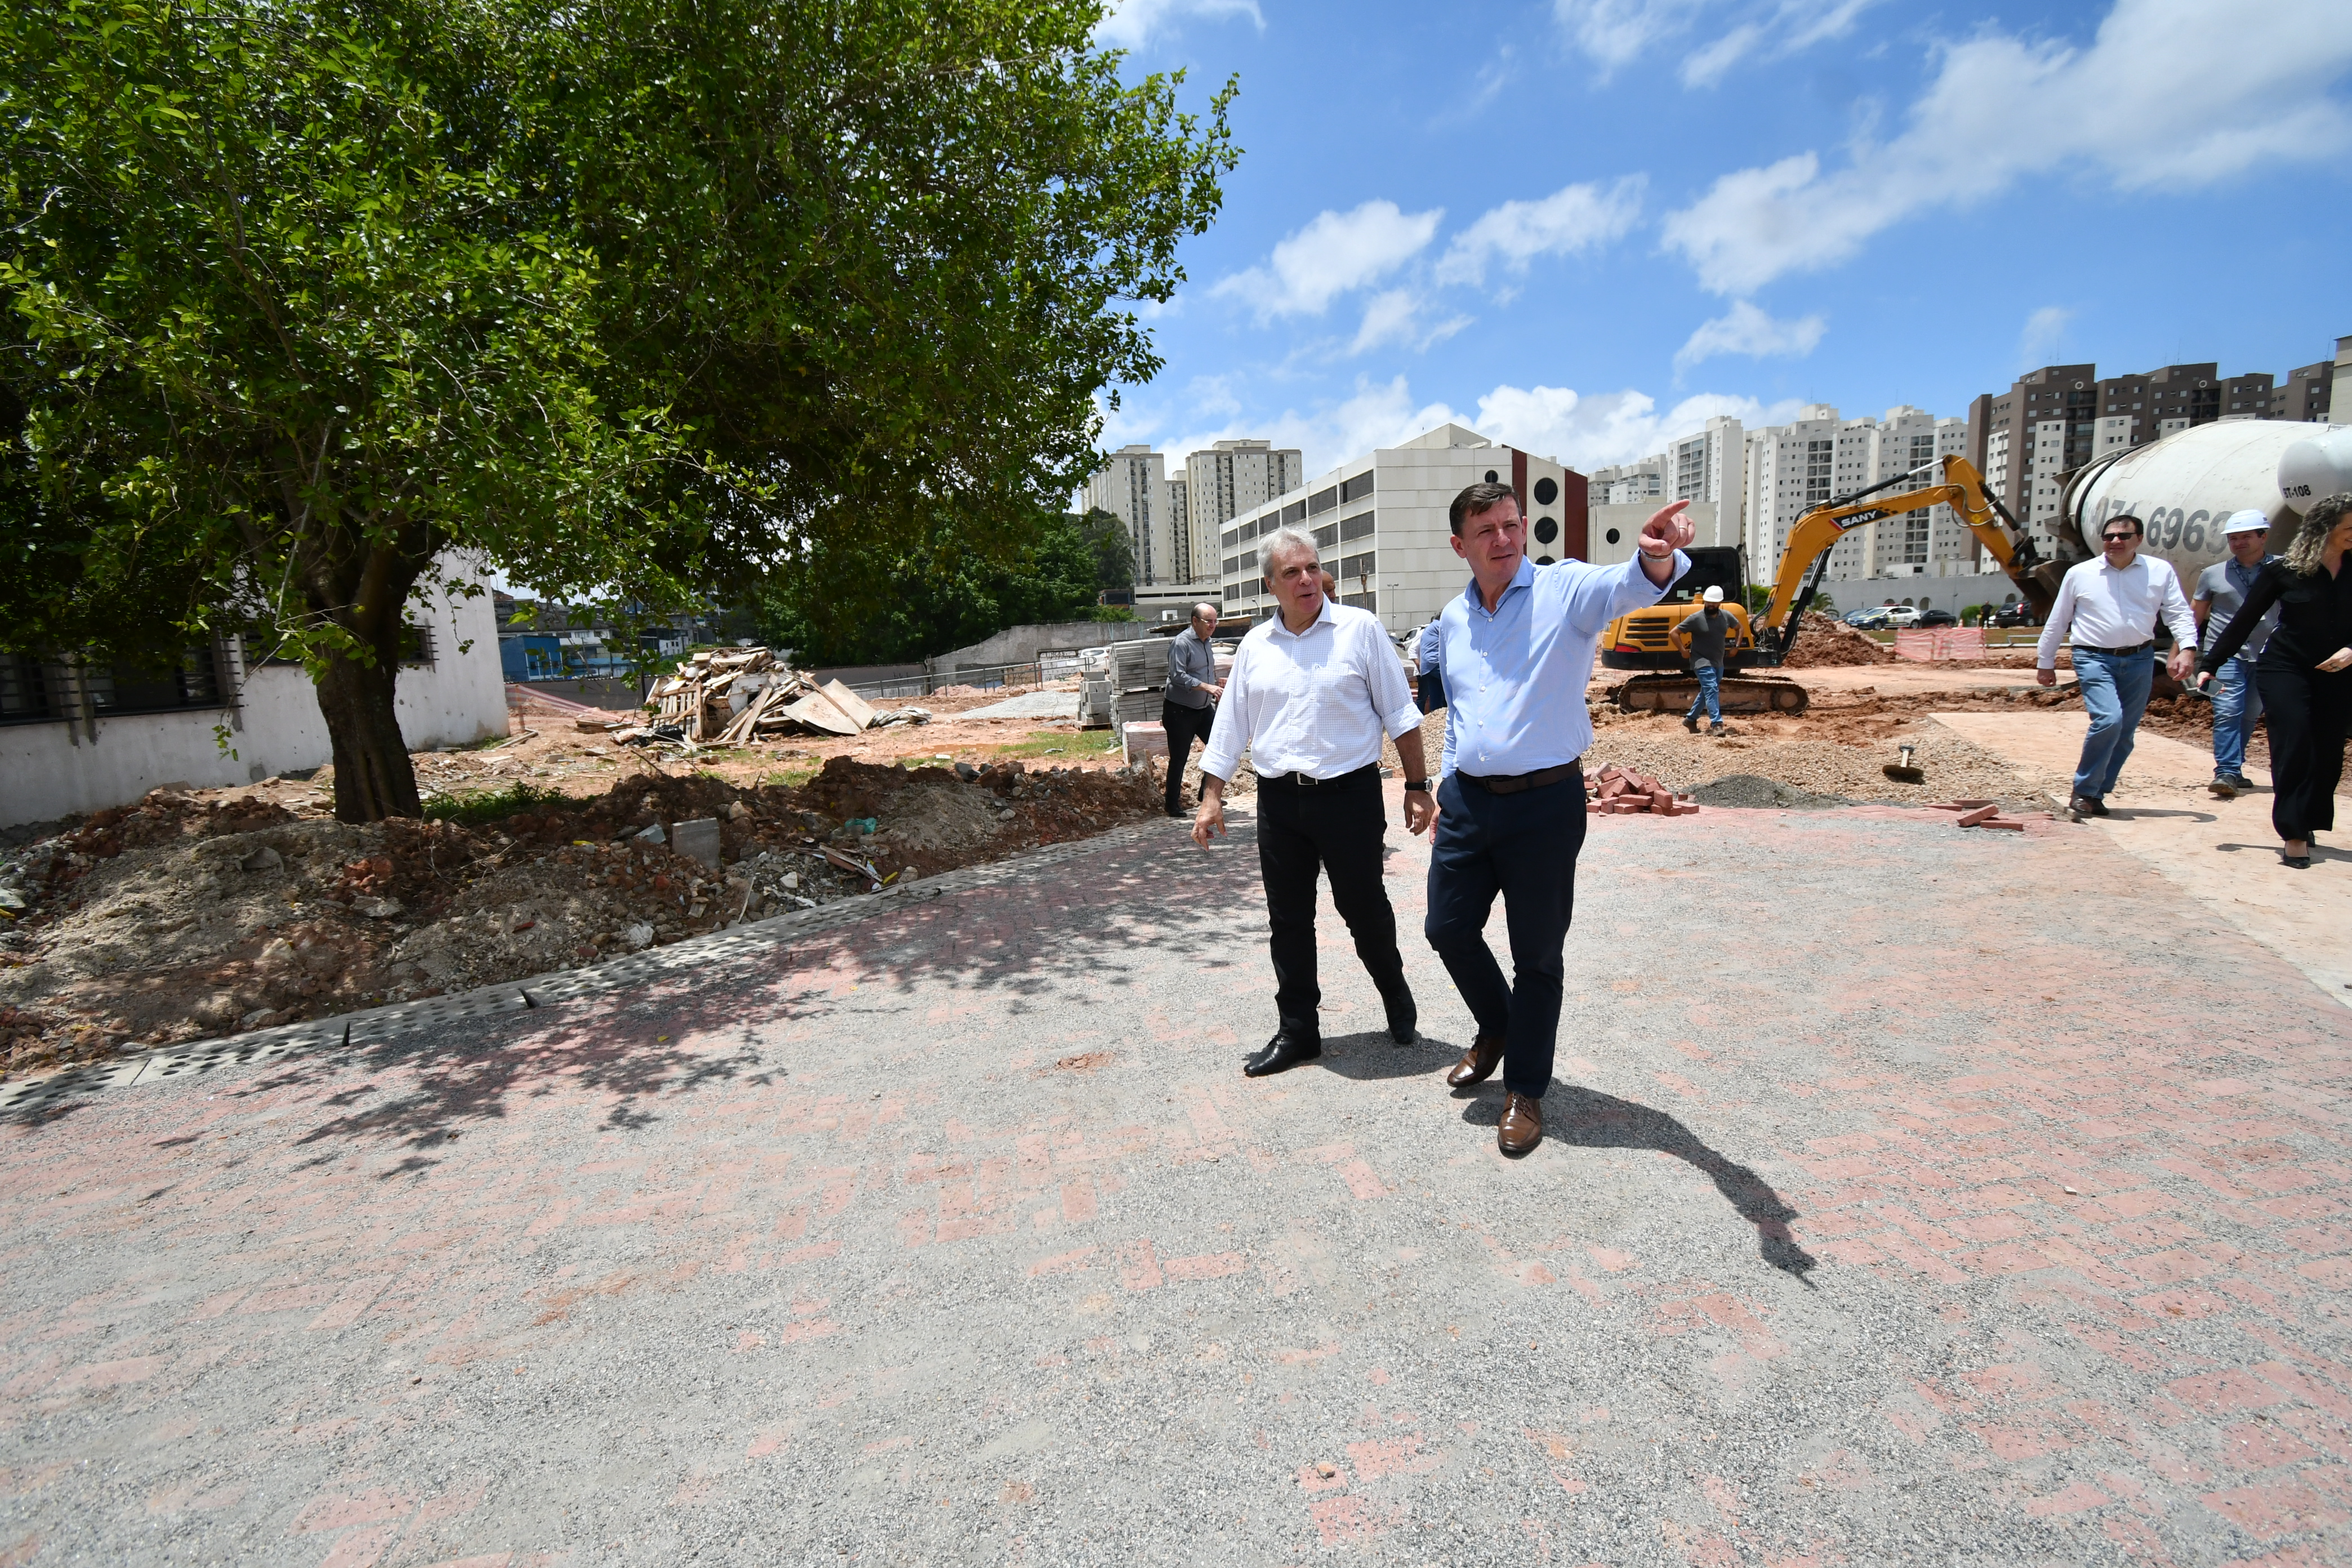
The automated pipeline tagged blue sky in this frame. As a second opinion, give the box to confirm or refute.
[1095,0,2352,478]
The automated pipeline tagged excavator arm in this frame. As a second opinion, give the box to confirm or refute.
[1752,455,2052,662]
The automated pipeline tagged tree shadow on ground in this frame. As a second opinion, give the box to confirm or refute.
[1459,1083,1817,1282]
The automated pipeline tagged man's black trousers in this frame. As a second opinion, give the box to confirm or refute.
[1254,770,1407,1043]
[1422,768,1585,1099]
[1161,700,1216,814]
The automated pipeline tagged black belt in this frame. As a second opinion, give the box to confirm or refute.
[2075,641,2153,656]
[1458,762,1582,796]
[1258,763,1379,790]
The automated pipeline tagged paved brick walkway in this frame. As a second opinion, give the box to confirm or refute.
[2,790,2349,1565]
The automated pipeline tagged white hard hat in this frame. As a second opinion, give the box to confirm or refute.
[2221,509,2270,535]
[1702,585,1725,603]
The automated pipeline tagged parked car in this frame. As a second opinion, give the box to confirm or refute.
[1879,605,1923,629]
[1917,608,1958,627]
[1992,604,2038,628]
[1849,607,1893,629]
[1842,608,1876,626]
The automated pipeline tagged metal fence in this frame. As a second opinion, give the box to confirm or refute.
[836,654,1098,700]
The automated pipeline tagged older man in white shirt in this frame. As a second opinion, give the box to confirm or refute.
[1194,527,1435,1077]
[2035,511,2200,820]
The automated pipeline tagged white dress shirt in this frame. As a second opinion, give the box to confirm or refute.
[1199,598,1421,782]
[2035,554,2198,668]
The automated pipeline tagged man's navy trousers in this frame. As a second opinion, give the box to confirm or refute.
[1423,767,1586,1099]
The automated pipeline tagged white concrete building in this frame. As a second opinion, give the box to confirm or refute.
[0,562,510,828]
[1214,424,1582,637]
[1084,444,1183,587]
[1664,416,1745,551]
[1742,404,1975,596]
[1181,440,1303,583]
[1589,457,1663,506]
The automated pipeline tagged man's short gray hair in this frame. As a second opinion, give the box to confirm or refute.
[1258,526,1319,583]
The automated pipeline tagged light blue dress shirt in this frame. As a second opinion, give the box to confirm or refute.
[1433,552,1687,778]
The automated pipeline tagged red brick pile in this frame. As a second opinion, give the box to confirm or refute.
[1586,764,1700,817]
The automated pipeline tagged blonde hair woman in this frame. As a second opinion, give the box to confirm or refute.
[2198,493,2352,867]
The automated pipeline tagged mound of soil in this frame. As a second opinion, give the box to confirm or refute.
[1780,613,1899,669]
[0,756,1156,1076]
[1689,773,1850,810]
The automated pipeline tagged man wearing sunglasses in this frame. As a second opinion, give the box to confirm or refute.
[2035,512,2200,821]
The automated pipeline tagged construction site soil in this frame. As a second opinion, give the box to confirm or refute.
[0,749,1156,1079]
[0,654,2289,1082]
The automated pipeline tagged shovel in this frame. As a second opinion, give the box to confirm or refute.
[1883,742,1925,785]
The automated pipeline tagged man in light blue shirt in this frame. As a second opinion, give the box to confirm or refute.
[1425,482,1693,1156]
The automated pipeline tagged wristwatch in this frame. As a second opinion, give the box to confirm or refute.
[1403,780,1430,792]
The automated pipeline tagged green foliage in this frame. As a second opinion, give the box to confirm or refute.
[0,0,1237,816]
[990,728,1121,759]
[758,507,1124,665]
[1810,592,1837,616]
[1743,584,1773,614]
[420,781,569,827]
[1080,508,1137,594]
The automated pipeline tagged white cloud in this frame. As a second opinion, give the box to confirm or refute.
[1348,289,1473,356]
[1095,0,1263,50]
[1552,0,1877,84]
[1162,376,1468,480]
[1663,0,2352,295]
[1211,201,1444,322]
[1471,385,1803,471]
[2017,306,2073,369]
[1165,376,1805,479]
[1434,177,1646,287]
[1672,300,1827,371]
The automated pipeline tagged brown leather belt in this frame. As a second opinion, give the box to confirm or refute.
[1458,762,1582,795]
[2077,641,2154,656]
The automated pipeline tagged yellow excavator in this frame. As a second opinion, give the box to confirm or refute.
[1598,454,2055,715]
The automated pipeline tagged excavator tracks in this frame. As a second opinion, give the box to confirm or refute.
[1606,674,1810,716]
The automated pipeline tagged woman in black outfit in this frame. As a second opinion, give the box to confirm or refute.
[2197,492,2352,868]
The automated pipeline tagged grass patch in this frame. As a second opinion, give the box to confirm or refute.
[420,781,571,827]
[987,728,1122,760]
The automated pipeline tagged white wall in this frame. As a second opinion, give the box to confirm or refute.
[0,565,509,828]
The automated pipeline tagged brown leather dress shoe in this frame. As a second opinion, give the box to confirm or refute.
[1446,1034,1504,1089]
[1498,1092,1543,1156]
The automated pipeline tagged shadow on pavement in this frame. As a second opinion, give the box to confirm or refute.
[1458,1083,1818,1282]
[1311,1031,1462,1082]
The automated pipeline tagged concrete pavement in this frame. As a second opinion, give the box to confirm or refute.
[2,789,2350,1565]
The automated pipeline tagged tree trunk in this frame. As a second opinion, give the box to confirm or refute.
[315,645,420,822]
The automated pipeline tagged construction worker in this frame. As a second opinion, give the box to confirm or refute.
[2193,511,2278,799]
[1673,585,1731,734]
[2035,512,2199,821]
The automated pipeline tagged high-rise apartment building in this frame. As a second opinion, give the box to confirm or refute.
[2272,360,2336,422]
[1084,445,1190,587]
[1737,405,1970,586]
[1965,364,2096,556]
[1663,416,1745,551]
[1181,439,1303,583]
[1588,458,1663,505]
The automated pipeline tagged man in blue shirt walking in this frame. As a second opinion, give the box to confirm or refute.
[1424,482,1693,1155]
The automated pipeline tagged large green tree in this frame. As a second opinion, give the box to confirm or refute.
[0,0,1235,818]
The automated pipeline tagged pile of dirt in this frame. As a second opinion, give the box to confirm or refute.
[1780,613,1899,669]
[0,756,1156,1077]
[1689,774,1850,810]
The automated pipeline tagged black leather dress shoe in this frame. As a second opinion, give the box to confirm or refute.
[1383,988,1418,1045]
[1244,1032,1321,1077]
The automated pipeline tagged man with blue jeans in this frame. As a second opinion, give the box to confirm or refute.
[1673,585,1731,734]
[2035,512,2200,822]
[2194,510,2279,799]
[1423,482,1693,1156]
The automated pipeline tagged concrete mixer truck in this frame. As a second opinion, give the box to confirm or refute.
[2061,420,2352,596]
